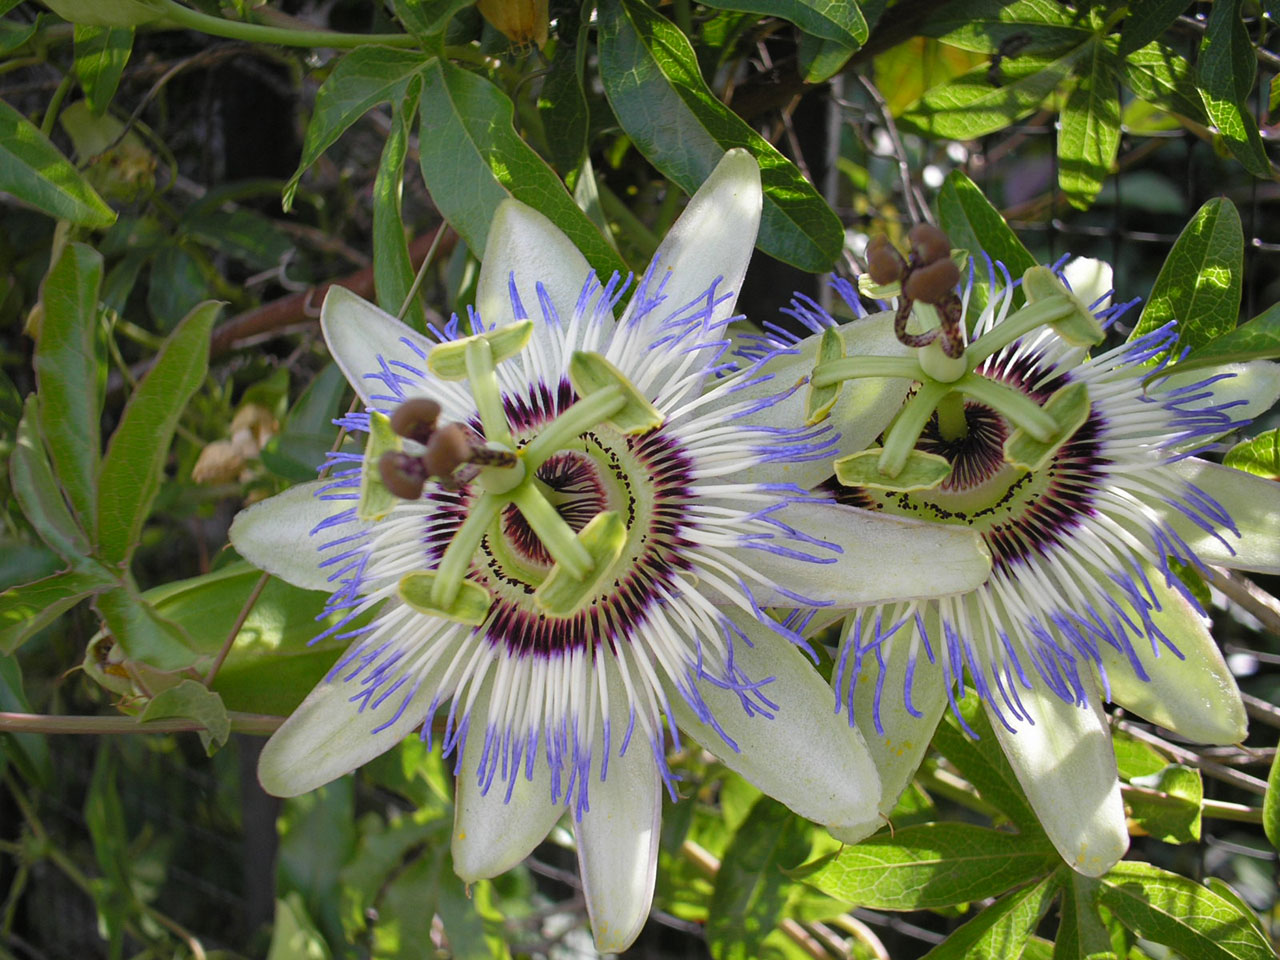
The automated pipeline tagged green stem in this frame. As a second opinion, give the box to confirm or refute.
[935,392,968,441]
[155,0,420,48]
[957,373,1058,442]
[520,385,626,470]
[878,380,953,477]
[511,484,593,580]
[811,355,923,389]
[466,337,514,448]
[40,72,75,138]
[431,492,503,608]
[963,295,1075,369]
[0,710,282,735]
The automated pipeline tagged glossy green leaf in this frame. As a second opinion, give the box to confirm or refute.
[36,242,104,532]
[137,679,230,754]
[97,300,219,567]
[701,0,867,47]
[372,77,427,331]
[1118,0,1191,56]
[1111,729,1168,781]
[1131,198,1242,353]
[11,395,90,561]
[795,823,1056,909]
[74,24,134,114]
[0,98,116,226]
[925,0,1093,55]
[933,694,1043,832]
[391,0,471,38]
[937,169,1036,315]
[1265,737,1280,850]
[1118,41,1207,124]
[1054,873,1115,960]
[0,565,117,654]
[796,31,854,84]
[94,581,198,672]
[1175,300,1280,373]
[597,0,844,272]
[898,52,1081,140]
[920,871,1059,960]
[1127,765,1202,844]
[417,58,625,281]
[284,46,432,210]
[0,655,52,786]
[1198,0,1272,178]
[1223,429,1280,479]
[708,798,810,960]
[1059,44,1120,210]
[537,8,589,176]
[1098,861,1275,960]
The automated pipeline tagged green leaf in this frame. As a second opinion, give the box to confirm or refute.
[11,395,91,561]
[391,0,471,38]
[933,693,1043,833]
[1265,735,1280,850]
[417,58,626,281]
[537,9,589,176]
[925,0,1094,55]
[1098,861,1276,960]
[36,242,104,532]
[701,0,867,47]
[0,97,116,226]
[1131,197,1242,354]
[1118,0,1190,56]
[1203,879,1270,942]
[1058,44,1120,210]
[42,0,164,27]
[83,746,130,959]
[0,655,52,786]
[372,77,427,331]
[598,0,843,272]
[1111,729,1169,781]
[0,565,117,654]
[278,782,357,946]
[797,31,855,84]
[340,813,445,938]
[73,24,134,114]
[284,47,432,210]
[97,300,218,567]
[184,208,294,271]
[435,872,511,960]
[707,797,810,960]
[268,893,333,960]
[1175,300,1280,373]
[937,169,1037,316]
[1198,0,1272,178]
[898,52,1082,140]
[1118,41,1207,124]
[919,871,1059,960]
[137,678,230,753]
[1223,429,1280,480]
[147,245,213,330]
[94,582,198,672]
[794,823,1056,909]
[1126,765,1202,843]
[1054,873,1115,960]
[0,19,37,56]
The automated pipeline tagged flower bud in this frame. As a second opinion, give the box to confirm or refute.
[908,223,951,265]
[865,235,905,285]
[476,0,548,48]
[192,441,246,485]
[904,258,961,303]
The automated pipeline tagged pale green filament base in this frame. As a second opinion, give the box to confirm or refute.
[811,355,923,388]
[805,328,845,424]
[956,374,1058,441]
[522,385,627,470]
[934,392,968,441]
[878,380,952,477]
[534,511,627,615]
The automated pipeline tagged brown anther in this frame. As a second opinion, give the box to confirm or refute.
[903,258,961,303]
[865,235,905,286]
[389,397,442,445]
[379,451,426,500]
[907,224,952,265]
[422,422,474,480]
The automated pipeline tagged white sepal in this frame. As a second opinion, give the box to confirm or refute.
[229,480,353,593]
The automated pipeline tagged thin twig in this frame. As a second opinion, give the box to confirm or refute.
[1205,566,1280,637]
[1113,719,1269,796]
[202,571,270,686]
[1240,692,1280,731]
[856,73,933,226]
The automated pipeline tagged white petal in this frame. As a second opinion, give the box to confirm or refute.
[452,698,565,882]
[475,199,597,339]
[1062,258,1112,311]
[258,632,458,796]
[1099,575,1246,744]
[1166,458,1280,573]
[736,499,991,606]
[229,480,352,593]
[988,688,1127,877]
[1160,361,1280,438]
[669,612,881,831]
[828,614,949,844]
[619,149,761,349]
[576,745,660,954]
[320,286,437,407]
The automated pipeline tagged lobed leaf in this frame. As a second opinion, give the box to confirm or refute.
[1117,41,1207,124]
[1058,43,1120,210]
[372,77,427,331]
[94,581,199,672]
[1053,872,1115,960]
[11,395,90,561]
[597,0,844,272]
[919,872,1060,960]
[1118,0,1191,57]
[0,97,116,226]
[1197,0,1272,178]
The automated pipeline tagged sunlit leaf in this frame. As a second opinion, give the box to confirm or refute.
[0,564,116,655]
[918,871,1059,960]
[1198,0,1272,178]
[137,678,230,754]
[1223,429,1280,479]
[1176,300,1280,373]
[924,0,1093,55]
[1126,765,1202,844]
[1058,43,1120,210]
[0,98,116,226]
[701,0,867,48]
[73,23,134,114]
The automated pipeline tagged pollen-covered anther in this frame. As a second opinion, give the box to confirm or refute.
[907,223,951,265]
[389,396,442,444]
[378,450,427,500]
[865,234,906,286]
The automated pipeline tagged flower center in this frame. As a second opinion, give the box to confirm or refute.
[501,451,609,568]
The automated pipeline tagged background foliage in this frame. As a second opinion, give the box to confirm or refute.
[1,0,1279,957]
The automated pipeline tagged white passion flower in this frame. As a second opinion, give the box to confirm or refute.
[774,234,1280,877]
[229,152,992,953]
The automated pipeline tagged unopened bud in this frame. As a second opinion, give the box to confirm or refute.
[904,258,961,303]
[865,235,905,286]
[908,224,951,265]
